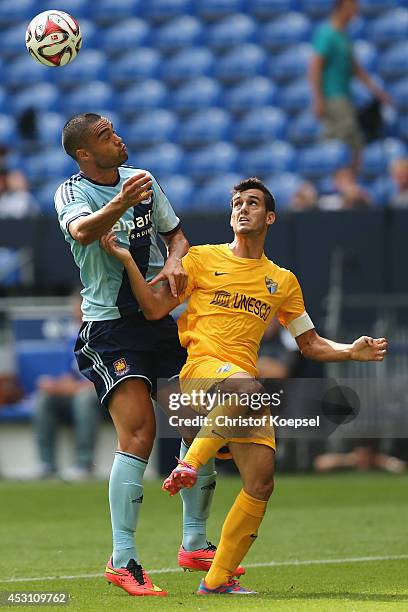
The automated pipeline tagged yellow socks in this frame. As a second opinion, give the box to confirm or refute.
[183,436,227,471]
[205,489,267,589]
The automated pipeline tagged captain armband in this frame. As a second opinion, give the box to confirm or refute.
[287,312,315,338]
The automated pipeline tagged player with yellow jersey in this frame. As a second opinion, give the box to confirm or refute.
[101,177,387,596]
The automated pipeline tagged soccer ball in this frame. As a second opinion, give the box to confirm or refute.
[25,10,82,67]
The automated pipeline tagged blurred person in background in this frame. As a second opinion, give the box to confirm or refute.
[309,0,391,173]
[33,292,100,480]
[289,182,318,212]
[318,167,372,210]
[389,158,408,208]
[0,152,38,219]
[314,440,406,474]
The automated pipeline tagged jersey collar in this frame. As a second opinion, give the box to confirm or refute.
[79,169,121,187]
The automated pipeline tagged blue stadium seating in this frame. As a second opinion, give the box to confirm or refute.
[260,12,311,50]
[178,109,231,147]
[186,143,238,180]
[54,50,107,86]
[99,19,150,53]
[224,77,276,114]
[161,48,214,84]
[0,88,7,114]
[299,0,332,18]
[239,142,296,176]
[39,0,91,19]
[367,8,408,47]
[287,111,321,145]
[269,44,312,83]
[158,175,195,211]
[359,0,402,17]
[196,0,245,21]
[125,110,178,147]
[398,116,408,141]
[234,107,288,145]
[35,112,66,147]
[206,14,256,50]
[0,115,17,145]
[347,16,367,41]
[35,177,68,213]
[23,149,76,183]
[379,42,408,81]
[16,342,68,395]
[297,141,351,179]
[120,80,167,113]
[92,0,141,23]
[280,79,312,114]
[249,0,298,19]
[108,49,161,84]
[266,172,303,210]
[364,176,394,206]
[155,16,203,52]
[353,40,378,73]
[195,173,241,210]
[143,0,193,22]
[214,44,267,83]
[76,19,98,49]
[62,81,114,114]
[0,22,29,55]
[3,56,49,88]
[12,83,60,115]
[383,138,407,163]
[132,143,184,177]
[0,0,36,24]
[360,142,388,179]
[390,78,408,111]
[171,77,221,113]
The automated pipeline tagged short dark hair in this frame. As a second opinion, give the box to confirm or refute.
[232,177,276,212]
[62,113,102,160]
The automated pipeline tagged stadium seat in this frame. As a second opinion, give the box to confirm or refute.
[359,0,401,17]
[269,44,313,83]
[142,0,193,23]
[161,48,214,85]
[108,49,161,84]
[158,175,195,212]
[214,44,267,84]
[3,56,49,88]
[12,83,60,115]
[0,115,17,146]
[206,14,256,50]
[367,9,408,47]
[196,0,245,21]
[383,138,407,163]
[62,82,114,114]
[239,142,296,176]
[155,16,203,52]
[54,50,107,86]
[194,173,241,210]
[360,142,388,179]
[299,0,332,18]
[379,42,408,81]
[353,40,378,74]
[287,111,322,145]
[398,116,408,141]
[224,77,276,114]
[133,143,184,177]
[125,110,178,148]
[171,77,221,113]
[265,173,303,210]
[347,16,366,41]
[234,107,288,145]
[178,108,231,147]
[0,248,25,286]
[120,80,167,113]
[249,0,298,19]
[36,112,66,147]
[16,342,68,395]
[92,0,141,23]
[0,0,36,24]
[260,12,311,50]
[363,176,394,206]
[297,140,351,179]
[0,88,7,114]
[23,149,77,183]
[76,19,98,49]
[99,19,150,53]
[0,22,29,55]
[35,177,67,213]
[390,78,408,111]
[351,77,383,109]
[280,79,312,114]
[39,0,91,19]
[186,143,238,180]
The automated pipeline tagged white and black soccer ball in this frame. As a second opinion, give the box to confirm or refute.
[25,10,82,67]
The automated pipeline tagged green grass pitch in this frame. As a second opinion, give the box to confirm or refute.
[0,473,407,611]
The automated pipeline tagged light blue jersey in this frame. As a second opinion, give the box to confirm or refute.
[55,166,180,321]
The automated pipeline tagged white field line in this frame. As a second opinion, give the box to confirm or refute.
[0,554,407,584]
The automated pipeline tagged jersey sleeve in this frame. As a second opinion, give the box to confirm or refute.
[151,175,181,235]
[55,181,92,237]
[179,246,202,302]
[312,25,332,58]
[276,272,314,338]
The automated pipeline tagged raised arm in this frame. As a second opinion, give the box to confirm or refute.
[296,328,387,362]
[101,232,180,320]
[149,228,189,298]
[69,172,153,246]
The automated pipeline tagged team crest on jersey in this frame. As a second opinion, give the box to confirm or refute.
[265,276,278,295]
[113,358,129,376]
[216,363,233,374]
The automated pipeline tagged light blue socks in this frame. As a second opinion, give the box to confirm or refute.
[109,451,147,568]
[180,439,217,551]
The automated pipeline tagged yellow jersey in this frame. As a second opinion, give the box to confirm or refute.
[178,244,308,377]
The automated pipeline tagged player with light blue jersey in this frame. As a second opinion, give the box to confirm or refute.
[55,113,219,597]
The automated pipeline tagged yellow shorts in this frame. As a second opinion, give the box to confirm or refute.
[179,356,276,451]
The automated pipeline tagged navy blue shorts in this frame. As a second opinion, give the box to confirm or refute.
[74,314,187,408]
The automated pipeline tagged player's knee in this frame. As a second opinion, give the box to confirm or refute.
[246,475,274,501]
[118,425,155,457]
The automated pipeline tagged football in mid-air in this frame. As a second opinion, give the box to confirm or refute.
[25,10,82,67]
